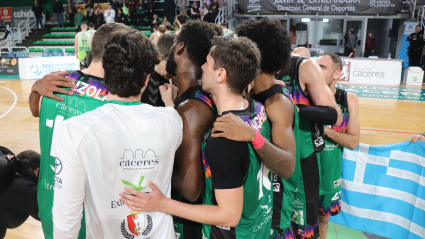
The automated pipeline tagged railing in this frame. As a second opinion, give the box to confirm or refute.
[27,15,36,31]
[215,0,237,25]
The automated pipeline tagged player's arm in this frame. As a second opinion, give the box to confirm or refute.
[74,34,78,57]
[211,101,295,179]
[121,182,243,227]
[29,72,76,117]
[121,137,246,227]
[261,95,296,179]
[172,101,215,202]
[297,105,337,125]
[323,93,360,150]
[52,123,86,239]
[299,59,342,126]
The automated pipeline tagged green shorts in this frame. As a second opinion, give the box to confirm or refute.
[271,225,295,239]
[78,50,87,62]
[318,192,341,217]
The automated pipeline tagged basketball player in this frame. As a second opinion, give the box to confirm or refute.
[51,29,180,239]
[273,49,342,239]
[316,53,360,239]
[161,21,217,239]
[74,22,91,62]
[120,36,274,239]
[28,23,131,239]
[87,22,96,38]
[293,47,311,59]
[221,18,298,239]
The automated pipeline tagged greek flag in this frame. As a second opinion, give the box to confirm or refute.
[330,141,425,239]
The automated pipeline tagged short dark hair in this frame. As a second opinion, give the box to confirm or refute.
[209,23,223,36]
[416,25,421,28]
[234,18,292,74]
[103,30,159,97]
[176,14,189,25]
[165,23,171,31]
[85,50,93,67]
[157,33,176,60]
[17,150,40,172]
[177,21,215,68]
[210,37,261,95]
[88,22,95,28]
[91,22,131,62]
[322,53,342,71]
[220,22,227,28]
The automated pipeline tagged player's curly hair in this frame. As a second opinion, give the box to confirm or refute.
[176,21,215,68]
[234,18,292,74]
[102,30,159,97]
[209,23,223,36]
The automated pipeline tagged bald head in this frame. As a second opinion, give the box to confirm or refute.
[293,47,310,59]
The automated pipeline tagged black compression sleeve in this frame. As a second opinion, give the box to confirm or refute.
[298,105,338,125]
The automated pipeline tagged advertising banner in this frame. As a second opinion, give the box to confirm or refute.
[19,57,79,80]
[339,58,402,86]
[0,8,12,21]
[330,141,425,239]
[239,0,402,14]
[11,7,34,28]
[398,22,417,68]
[0,57,19,75]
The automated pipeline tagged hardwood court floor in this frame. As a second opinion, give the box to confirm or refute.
[0,79,424,239]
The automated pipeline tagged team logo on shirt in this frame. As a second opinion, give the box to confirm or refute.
[121,213,153,238]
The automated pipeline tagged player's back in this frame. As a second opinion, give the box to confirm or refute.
[53,101,182,239]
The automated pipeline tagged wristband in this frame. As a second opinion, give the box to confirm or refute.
[251,131,265,149]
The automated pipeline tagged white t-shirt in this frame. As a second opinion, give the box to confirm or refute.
[104,9,115,23]
[52,101,182,239]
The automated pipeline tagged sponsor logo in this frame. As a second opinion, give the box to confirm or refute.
[111,199,125,209]
[53,157,63,175]
[253,213,272,232]
[175,232,181,239]
[121,214,153,239]
[331,191,341,201]
[3,9,8,15]
[369,0,395,8]
[30,65,41,75]
[0,58,6,66]
[13,9,34,18]
[49,158,63,189]
[121,175,150,192]
[11,58,16,65]
[291,209,304,225]
[6,154,14,160]
[120,149,159,169]
[273,183,280,192]
[334,178,342,188]
[72,81,107,101]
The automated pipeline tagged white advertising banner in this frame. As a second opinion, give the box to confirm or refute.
[339,58,402,86]
[19,57,79,80]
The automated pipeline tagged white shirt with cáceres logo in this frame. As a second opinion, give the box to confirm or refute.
[51,101,182,239]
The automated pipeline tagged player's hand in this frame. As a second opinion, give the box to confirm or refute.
[211,113,256,142]
[411,134,425,143]
[120,181,166,213]
[31,71,77,101]
[159,82,178,107]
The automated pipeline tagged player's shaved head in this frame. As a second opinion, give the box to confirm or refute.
[293,47,310,59]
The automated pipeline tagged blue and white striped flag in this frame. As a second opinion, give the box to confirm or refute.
[330,141,425,239]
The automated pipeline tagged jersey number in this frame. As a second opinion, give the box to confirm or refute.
[82,39,88,46]
[257,163,271,200]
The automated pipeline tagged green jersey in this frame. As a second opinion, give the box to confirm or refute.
[87,30,96,38]
[251,84,301,231]
[276,56,324,238]
[202,99,273,239]
[38,71,107,239]
[319,89,349,195]
[77,31,91,52]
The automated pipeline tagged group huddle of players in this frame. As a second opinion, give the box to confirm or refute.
[29,17,359,239]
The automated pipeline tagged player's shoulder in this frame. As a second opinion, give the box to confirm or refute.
[144,104,183,127]
[346,92,358,102]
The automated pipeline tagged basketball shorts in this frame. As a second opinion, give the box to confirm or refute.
[318,192,341,217]
[271,225,295,239]
[78,50,87,62]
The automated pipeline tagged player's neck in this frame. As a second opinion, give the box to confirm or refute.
[82,61,104,78]
[175,60,201,95]
[330,81,337,95]
[213,87,248,115]
[253,72,277,94]
[107,93,141,102]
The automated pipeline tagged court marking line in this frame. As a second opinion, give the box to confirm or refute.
[0,86,18,119]
[361,128,420,134]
